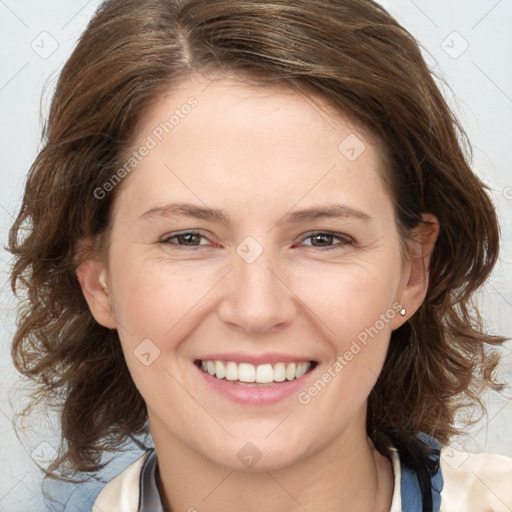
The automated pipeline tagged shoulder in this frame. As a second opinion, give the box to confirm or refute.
[91,451,149,512]
[440,447,512,512]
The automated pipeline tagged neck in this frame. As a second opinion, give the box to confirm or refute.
[150,414,394,512]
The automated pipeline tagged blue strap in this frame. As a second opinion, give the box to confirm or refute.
[400,434,443,512]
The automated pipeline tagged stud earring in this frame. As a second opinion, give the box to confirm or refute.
[100,280,108,293]
[399,308,406,316]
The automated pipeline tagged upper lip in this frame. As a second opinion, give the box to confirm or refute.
[195,353,316,365]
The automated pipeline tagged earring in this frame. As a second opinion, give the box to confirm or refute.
[399,308,406,316]
[100,280,108,293]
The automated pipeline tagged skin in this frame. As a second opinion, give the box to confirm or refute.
[78,74,438,512]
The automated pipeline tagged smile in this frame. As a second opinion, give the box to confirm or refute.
[196,360,316,385]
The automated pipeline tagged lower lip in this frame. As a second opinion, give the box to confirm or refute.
[195,364,315,405]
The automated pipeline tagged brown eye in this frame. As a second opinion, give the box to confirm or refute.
[176,233,202,245]
[161,231,207,246]
[310,233,335,246]
[299,232,353,250]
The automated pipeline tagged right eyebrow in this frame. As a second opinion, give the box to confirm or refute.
[282,204,371,224]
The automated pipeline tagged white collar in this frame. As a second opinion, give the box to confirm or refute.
[389,448,402,512]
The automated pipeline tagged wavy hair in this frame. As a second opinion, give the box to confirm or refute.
[9,0,505,507]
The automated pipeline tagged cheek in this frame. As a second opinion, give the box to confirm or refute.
[292,263,401,421]
[108,245,227,355]
[291,258,402,345]
[108,258,221,404]
[113,268,207,335]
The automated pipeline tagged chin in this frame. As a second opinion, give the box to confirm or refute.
[198,431,316,473]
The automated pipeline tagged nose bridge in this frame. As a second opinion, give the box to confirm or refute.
[218,239,294,333]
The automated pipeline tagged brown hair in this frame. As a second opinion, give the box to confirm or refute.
[9,0,505,481]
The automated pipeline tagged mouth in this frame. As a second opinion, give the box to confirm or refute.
[194,359,318,386]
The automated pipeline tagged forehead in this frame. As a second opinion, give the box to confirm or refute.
[113,74,394,224]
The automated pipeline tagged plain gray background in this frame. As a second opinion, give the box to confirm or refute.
[1,1,511,510]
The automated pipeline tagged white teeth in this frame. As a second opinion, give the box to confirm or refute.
[255,364,274,383]
[225,361,238,381]
[215,361,226,379]
[238,363,256,382]
[199,360,312,383]
[286,362,296,381]
[273,362,286,382]
[296,362,310,379]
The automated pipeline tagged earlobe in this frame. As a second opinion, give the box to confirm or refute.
[392,214,439,329]
[76,258,117,329]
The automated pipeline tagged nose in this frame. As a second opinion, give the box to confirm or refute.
[217,247,296,334]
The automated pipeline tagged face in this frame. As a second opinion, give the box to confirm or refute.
[80,75,433,472]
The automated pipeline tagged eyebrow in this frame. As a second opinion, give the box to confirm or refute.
[140,203,230,225]
[282,204,371,223]
[139,202,371,225]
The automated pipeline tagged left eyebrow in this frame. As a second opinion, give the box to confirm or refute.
[139,202,232,227]
[281,204,372,224]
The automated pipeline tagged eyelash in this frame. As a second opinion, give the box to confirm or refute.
[160,230,354,251]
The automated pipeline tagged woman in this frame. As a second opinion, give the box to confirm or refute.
[9,0,512,511]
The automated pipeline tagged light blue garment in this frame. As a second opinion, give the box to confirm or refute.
[400,434,443,511]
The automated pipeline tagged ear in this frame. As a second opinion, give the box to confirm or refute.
[392,214,439,329]
[75,240,118,329]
